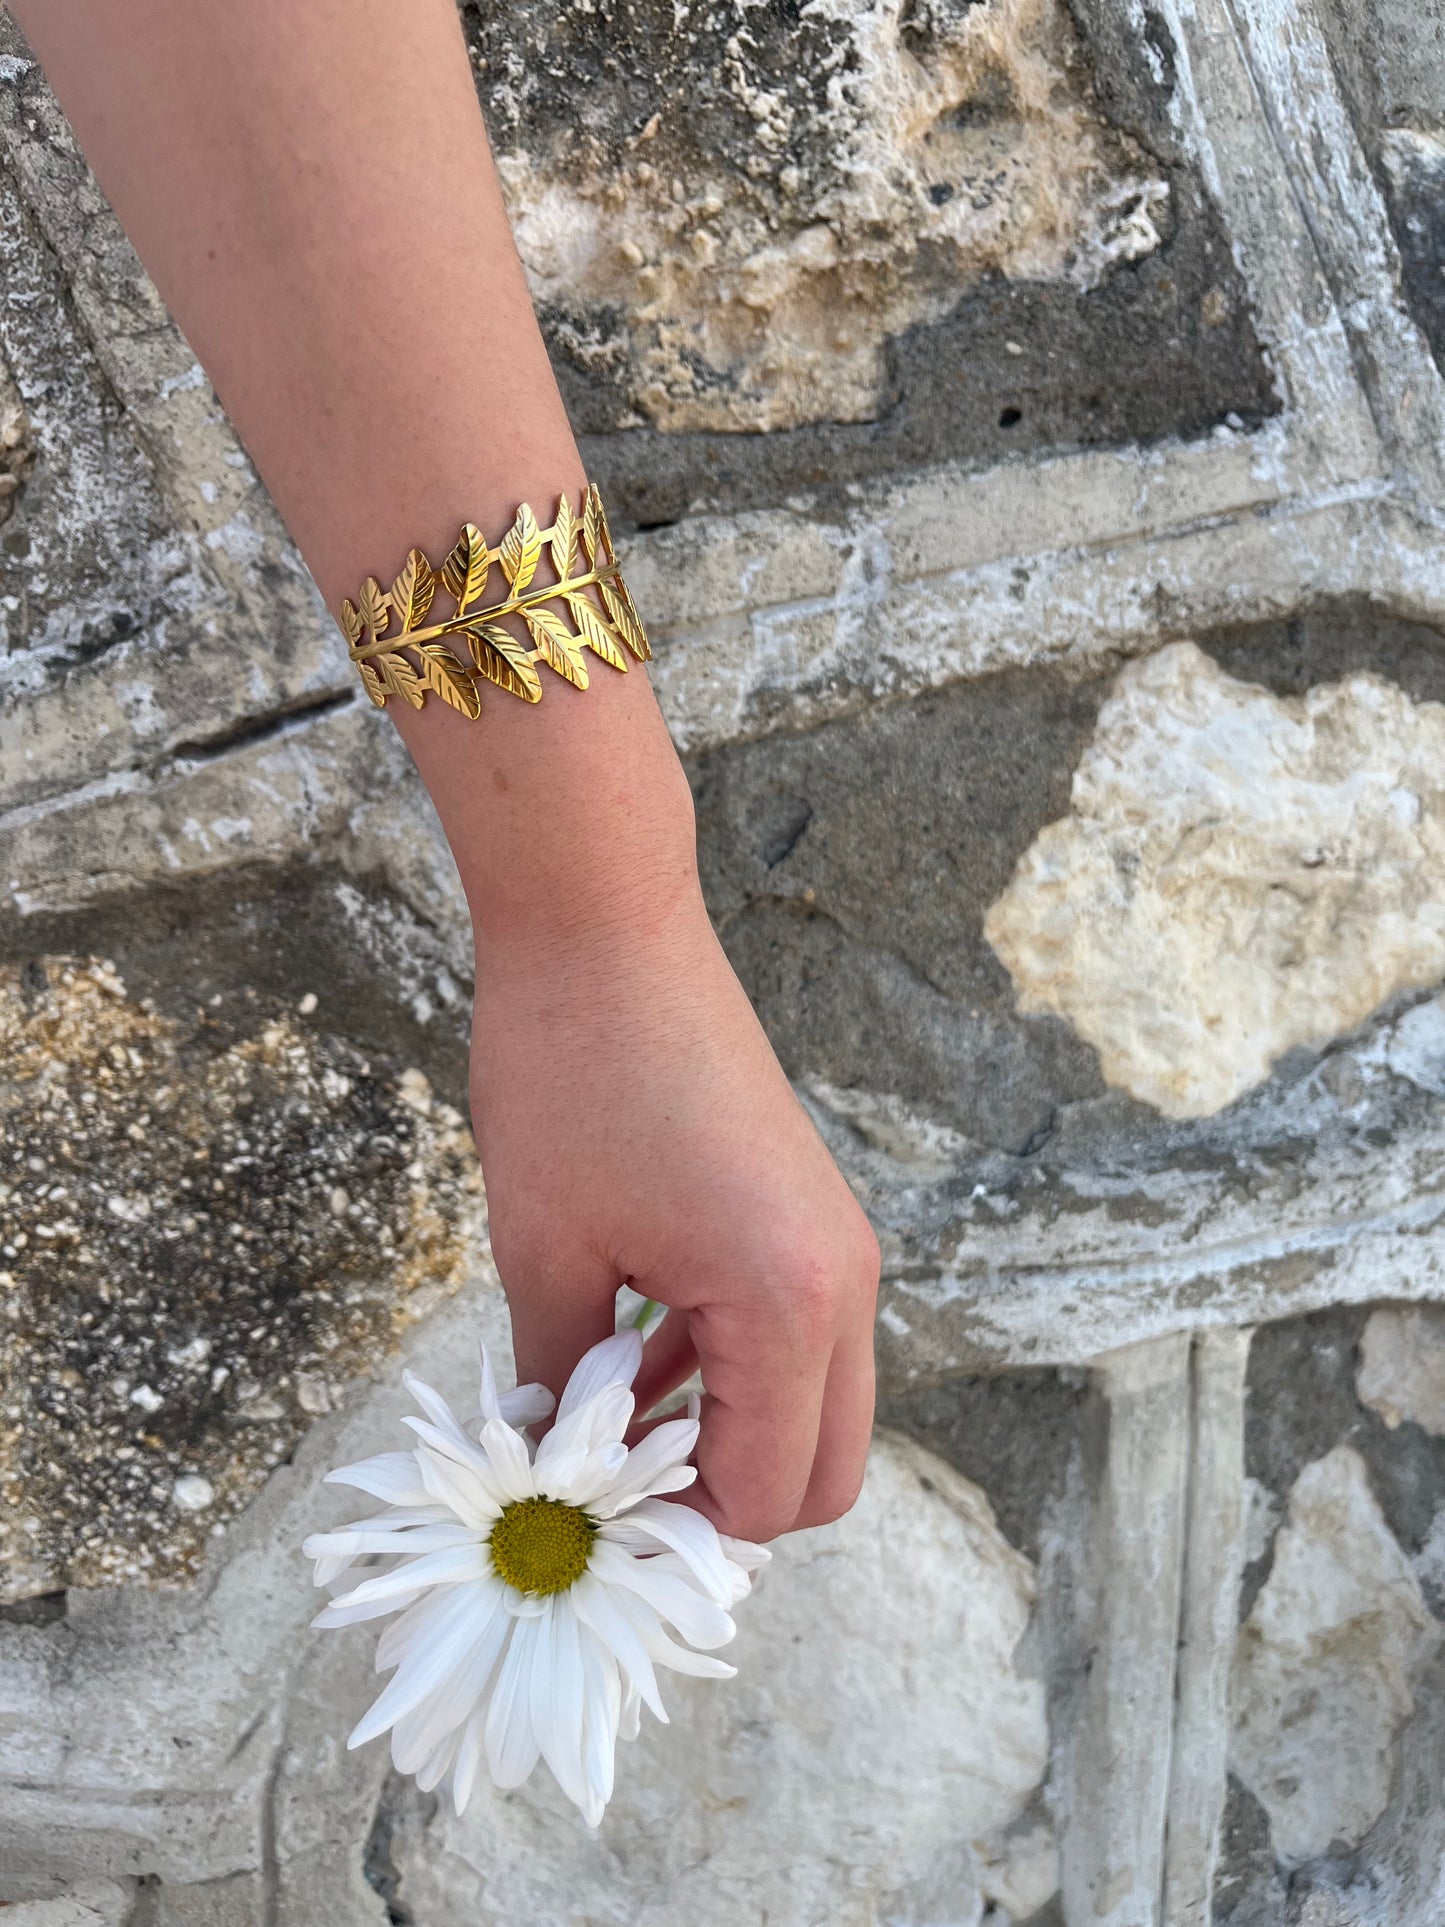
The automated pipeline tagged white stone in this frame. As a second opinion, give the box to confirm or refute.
[0,1883,134,1925]
[1229,1446,1440,1865]
[1357,1306,1445,1435]
[1386,995,1445,1095]
[389,1431,1049,1927]
[171,1475,215,1513]
[985,644,1445,1117]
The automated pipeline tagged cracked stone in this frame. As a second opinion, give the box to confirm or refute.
[1229,1446,1441,1867]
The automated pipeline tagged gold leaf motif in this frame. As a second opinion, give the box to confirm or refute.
[498,504,543,594]
[469,624,543,703]
[339,599,365,648]
[550,494,577,580]
[359,577,391,639]
[379,650,425,709]
[441,524,490,615]
[524,605,590,688]
[358,660,387,708]
[587,483,615,562]
[565,593,628,671]
[417,643,482,719]
[599,577,652,660]
[391,549,436,633]
[581,489,604,568]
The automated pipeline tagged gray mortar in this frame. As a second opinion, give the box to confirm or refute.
[690,599,1445,1150]
[689,664,1109,1148]
[878,1365,1090,1560]
[0,863,476,1114]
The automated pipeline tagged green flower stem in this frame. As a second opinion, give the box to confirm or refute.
[631,1297,661,1331]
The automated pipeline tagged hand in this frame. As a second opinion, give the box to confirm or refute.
[468,871,881,1544]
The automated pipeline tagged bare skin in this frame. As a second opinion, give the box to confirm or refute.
[11,0,880,1540]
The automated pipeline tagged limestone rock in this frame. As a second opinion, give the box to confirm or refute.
[1356,1306,1445,1435]
[1229,1446,1440,1866]
[388,1430,1050,1927]
[985,644,1445,1118]
[0,956,485,1601]
[0,1885,134,1926]
[472,0,1167,433]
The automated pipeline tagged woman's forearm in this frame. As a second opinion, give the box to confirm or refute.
[14,0,881,1546]
[11,0,697,945]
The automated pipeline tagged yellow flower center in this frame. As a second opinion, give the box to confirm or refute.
[488,1497,595,1596]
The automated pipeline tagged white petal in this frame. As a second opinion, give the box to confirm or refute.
[329,1541,490,1611]
[605,1581,737,1680]
[377,1581,480,1673]
[720,1533,771,1603]
[416,1445,503,1527]
[477,1342,502,1426]
[590,1541,736,1650]
[530,1599,589,1814]
[349,1583,493,1748]
[619,1681,642,1743]
[485,1614,541,1788]
[477,1417,537,1504]
[401,1415,502,1486]
[577,1620,620,1823]
[605,1497,733,1604]
[303,1522,477,1561]
[556,1331,643,1422]
[313,1587,429,1630]
[451,1704,487,1815]
[570,1572,668,1723]
[608,1466,697,1513]
[324,1451,431,1508]
[498,1382,555,1428]
[390,1586,511,1774]
[588,1417,699,1516]
[415,1726,463,1794]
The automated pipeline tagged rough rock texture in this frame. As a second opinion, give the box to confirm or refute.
[464,0,1276,520]
[985,643,1445,1118]
[385,1431,1051,1927]
[1357,1306,1445,1437]
[1230,1447,1440,1867]
[0,955,482,1601]
[475,0,1168,436]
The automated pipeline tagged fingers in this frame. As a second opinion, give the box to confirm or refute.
[687,1212,880,1543]
[790,1318,876,1530]
[688,1313,830,1543]
[498,1242,620,1407]
[629,1309,698,1421]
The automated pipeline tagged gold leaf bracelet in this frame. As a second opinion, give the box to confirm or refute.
[339,484,651,719]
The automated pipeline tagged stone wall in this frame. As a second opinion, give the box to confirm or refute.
[2,0,1444,1919]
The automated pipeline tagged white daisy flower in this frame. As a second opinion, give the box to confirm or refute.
[304,1328,768,1826]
